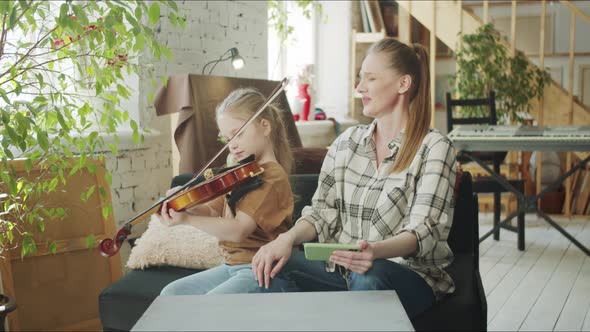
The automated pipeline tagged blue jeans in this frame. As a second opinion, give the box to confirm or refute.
[160,264,263,295]
[267,250,435,319]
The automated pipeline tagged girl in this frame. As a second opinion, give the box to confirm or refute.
[159,88,294,295]
[252,38,457,319]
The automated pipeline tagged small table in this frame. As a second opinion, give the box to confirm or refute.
[131,291,413,331]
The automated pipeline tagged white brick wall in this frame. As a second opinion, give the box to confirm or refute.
[104,0,268,272]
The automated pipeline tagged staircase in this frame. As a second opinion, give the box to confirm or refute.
[396,0,590,215]
[396,0,590,131]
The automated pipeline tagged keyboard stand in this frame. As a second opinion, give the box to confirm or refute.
[460,151,590,256]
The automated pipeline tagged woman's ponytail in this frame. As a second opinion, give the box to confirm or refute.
[391,43,431,173]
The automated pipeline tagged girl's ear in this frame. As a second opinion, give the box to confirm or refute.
[260,119,272,137]
[398,74,412,94]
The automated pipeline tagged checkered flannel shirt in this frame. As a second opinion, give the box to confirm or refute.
[298,121,457,299]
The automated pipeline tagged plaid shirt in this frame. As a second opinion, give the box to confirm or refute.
[299,121,457,299]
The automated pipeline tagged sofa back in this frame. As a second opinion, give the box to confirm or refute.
[289,174,319,222]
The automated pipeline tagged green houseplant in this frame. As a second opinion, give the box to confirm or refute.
[450,23,551,123]
[0,0,184,259]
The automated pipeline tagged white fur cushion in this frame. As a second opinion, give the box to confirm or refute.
[126,215,224,270]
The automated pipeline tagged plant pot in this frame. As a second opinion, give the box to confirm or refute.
[0,294,16,332]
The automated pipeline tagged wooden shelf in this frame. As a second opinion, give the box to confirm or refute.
[354,32,386,43]
[349,1,394,125]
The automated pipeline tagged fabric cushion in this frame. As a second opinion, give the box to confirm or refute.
[126,215,224,270]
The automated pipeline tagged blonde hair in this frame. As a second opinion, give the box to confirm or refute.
[368,38,431,173]
[215,88,293,174]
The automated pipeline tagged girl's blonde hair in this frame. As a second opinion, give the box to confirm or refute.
[215,88,293,174]
[368,38,431,173]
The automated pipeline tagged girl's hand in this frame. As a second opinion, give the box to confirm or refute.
[252,233,294,289]
[329,240,376,274]
[158,198,189,227]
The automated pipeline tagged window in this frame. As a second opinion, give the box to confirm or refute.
[268,2,316,106]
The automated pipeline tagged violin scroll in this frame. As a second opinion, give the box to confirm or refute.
[99,226,132,257]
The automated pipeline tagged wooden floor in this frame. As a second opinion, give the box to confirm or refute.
[478,213,590,331]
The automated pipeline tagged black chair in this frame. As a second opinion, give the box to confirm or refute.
[411,171,487,331]
[446,91,526,250]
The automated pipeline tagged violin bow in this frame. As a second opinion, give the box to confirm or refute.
[99,77,290,257]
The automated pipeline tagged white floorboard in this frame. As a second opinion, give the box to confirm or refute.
[478,213,590,331]
[553,255,590,331]
[519,222,590,331]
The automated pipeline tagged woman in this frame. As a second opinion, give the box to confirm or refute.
[252,38,457,318]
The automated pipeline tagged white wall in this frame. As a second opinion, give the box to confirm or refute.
[314,1,352,119]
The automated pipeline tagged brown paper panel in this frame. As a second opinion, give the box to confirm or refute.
[12,249,111,331]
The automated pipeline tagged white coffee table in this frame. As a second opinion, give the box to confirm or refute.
[131,290,413,331]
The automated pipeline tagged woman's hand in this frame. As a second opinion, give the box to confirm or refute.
[252,232,294,289]
[158,197,189,227]
[330,240,376,274]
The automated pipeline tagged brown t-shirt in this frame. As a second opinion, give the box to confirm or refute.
[208,161,294,265]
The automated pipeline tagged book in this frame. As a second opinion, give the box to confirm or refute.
[352,1,364,32]
[380,0,398,37]
[363,0,375,33]
[360,0,370,32]
[368,0,385,34]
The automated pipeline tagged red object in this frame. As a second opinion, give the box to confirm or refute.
[293,113,300,121]
[314,109,327,120]
[298,84,311,121]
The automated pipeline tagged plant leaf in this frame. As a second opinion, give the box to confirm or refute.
[148,2,160,26]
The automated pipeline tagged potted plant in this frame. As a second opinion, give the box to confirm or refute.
[0,0,183,316]
[450,23,551,123]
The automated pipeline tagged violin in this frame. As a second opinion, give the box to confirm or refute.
[99,78,289,257]
[167,159,263,211]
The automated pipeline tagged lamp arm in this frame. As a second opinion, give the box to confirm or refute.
[207,54,232,75]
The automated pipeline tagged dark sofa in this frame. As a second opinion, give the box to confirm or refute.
[99,172,486,331]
